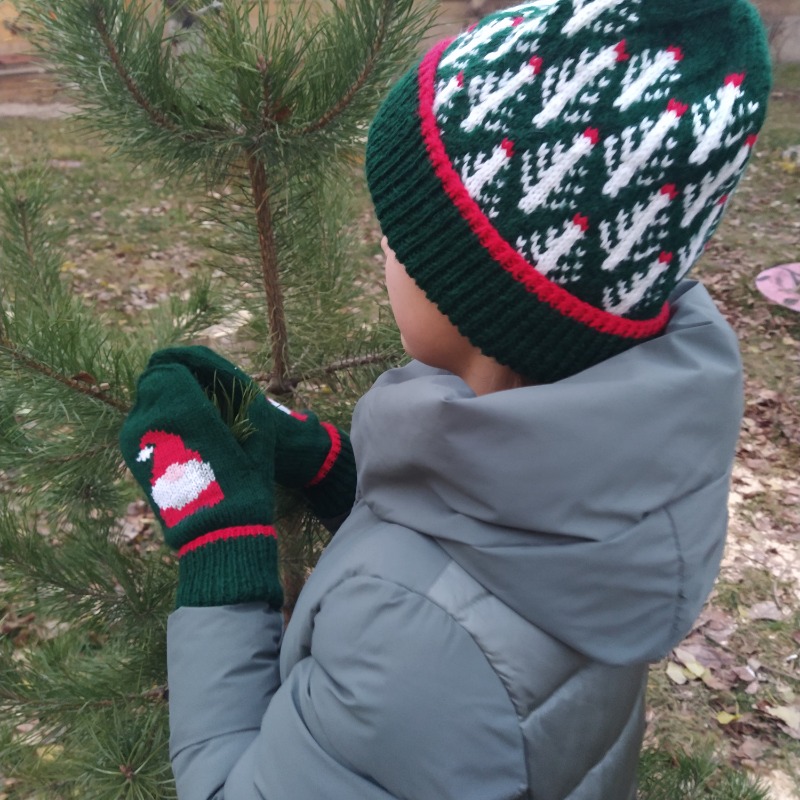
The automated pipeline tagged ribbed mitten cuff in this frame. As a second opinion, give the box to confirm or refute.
[175,526,283,609]
[273,411,357,521]
[302,434,357,520]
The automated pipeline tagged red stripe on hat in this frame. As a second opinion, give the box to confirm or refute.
[178,524,277,556]
[417,40,669,340]
[305,422,342,487]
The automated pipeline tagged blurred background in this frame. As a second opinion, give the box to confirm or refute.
[1,0,797,109]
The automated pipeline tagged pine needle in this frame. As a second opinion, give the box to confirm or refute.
[204,371,258,443]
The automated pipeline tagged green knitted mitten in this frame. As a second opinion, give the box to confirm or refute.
[148,346,357,520]
[119,363,282,609]
[268,402,357,520]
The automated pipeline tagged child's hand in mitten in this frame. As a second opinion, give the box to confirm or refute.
[148,346,357,521]
[119,363,282,609]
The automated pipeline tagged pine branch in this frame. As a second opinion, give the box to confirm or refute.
[244,55,294,393]
[0,173,63,302]
[253,351,396,389]
[0,341,130,414]
[248,148,291,393]
[0,286,6,342]
[0,685,168,714]
[278,509,307,622]
[42,444,112,466]
[318,352,396,375]
[255,54,293,128]
[18,201,36,283]
[92,3,178,133]
[290,0,393,137]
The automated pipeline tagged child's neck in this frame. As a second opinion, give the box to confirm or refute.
[455,351,527,396]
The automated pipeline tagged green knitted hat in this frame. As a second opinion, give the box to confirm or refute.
[366,0,772,383]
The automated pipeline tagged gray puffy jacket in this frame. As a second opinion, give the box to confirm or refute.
[167,281,743,799]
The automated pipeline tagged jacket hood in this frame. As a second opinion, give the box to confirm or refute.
[351,282,743,664]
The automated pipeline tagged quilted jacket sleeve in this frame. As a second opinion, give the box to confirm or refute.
[167,578,527,800]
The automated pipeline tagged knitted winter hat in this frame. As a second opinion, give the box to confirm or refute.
[366,0,771,383]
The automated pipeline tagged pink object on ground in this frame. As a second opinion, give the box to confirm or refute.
[756,263,800,312]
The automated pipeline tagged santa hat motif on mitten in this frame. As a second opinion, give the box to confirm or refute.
[137,430,224,528]
[366,0,772,383]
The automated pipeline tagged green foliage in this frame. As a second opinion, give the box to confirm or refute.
[638,748,769,800]
[205,373,260,442]
[0,503,176,798]
[0,169,135,520]
[20,0,430,385]
[1,1,433,795]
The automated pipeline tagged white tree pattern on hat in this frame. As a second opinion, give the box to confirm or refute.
[518,127,598,212]
[534,41,628,128]
[600,185,677,273]
[434,71,464,116]
[461,139,515,208]
[682,136,757,227]
[602,100,686,198]
[678,197,728,279]
[603,252,673,314]
[462,56,543,132]
[562,0,639,37]
[516,213,589,279]
[484,14,548,62]
[430,0,765,314]
[690,74,748,165]
[440,16,521,70]
[615,47,682,111]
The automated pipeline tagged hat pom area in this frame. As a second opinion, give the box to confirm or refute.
[366,0,771,384]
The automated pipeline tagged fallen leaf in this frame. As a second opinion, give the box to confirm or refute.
[734,737,770,762]
[36,745,63,763]
[716,710,741,725]
[678,640,726,670]
[700,670,729,691]
[748,601,786,621]
[673,647,708,678]
[778,724,800,741]
[666,661,688,685]
[764,704,800,730]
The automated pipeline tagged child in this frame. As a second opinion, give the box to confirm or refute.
[120,1,771,797]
